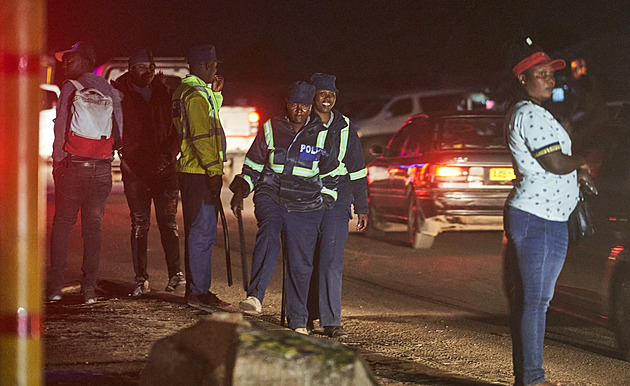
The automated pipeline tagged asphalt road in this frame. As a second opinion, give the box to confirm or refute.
[44,174,630,385]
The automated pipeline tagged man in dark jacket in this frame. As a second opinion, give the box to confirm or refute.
[113,49,184,297]
[230,81,339,334]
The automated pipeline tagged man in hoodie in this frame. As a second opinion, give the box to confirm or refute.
[113,49,184,297]
[172,44,229,308]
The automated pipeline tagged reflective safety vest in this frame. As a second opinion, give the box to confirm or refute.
[172,75,226,176]
[238,115,338,212]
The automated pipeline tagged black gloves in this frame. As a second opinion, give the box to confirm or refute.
[229,176,250,216]
[207,175,223,202]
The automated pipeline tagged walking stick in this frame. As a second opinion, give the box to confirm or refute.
[237,207,249,292]
[217,200,233,286]
[280,230,288,327]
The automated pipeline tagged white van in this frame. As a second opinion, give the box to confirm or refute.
[95,57,260,173]
[39,83,60,161]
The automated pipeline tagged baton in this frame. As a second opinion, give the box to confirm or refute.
[280,230,288,327]
[237,207,249,292]
[217,199,233,286]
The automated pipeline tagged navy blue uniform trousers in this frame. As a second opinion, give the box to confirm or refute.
[247,193,324,330]
[178,173,219,296]
[308,196,352,327]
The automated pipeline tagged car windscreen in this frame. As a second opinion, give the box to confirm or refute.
[340,97,389,120]
[439,117,505,150]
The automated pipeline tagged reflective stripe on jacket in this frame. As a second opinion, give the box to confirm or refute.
[172,75,226,176]
[320,110,368,214]
[238,115,339,212]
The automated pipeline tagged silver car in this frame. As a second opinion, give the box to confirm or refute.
[367,111,514,248]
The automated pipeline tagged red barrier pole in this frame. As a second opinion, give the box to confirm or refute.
[0,1,46,384]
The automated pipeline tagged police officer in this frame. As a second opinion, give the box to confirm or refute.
[230,81,338,334]
[172,44,229,308]
[307,73,368,338]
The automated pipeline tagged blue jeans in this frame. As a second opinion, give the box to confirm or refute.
[49,157,112,295]
[504,206,568,386]
[247,194,324,329]
[122,169,181,281]
[178,173,220,296]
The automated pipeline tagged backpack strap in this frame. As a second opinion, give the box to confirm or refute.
[66,79,84,91]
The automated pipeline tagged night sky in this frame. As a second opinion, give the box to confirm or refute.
[47,1,630,102]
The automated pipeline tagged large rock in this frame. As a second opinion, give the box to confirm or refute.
[140,313,376,386]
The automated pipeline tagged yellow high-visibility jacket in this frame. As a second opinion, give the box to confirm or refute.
[172,75,226,176]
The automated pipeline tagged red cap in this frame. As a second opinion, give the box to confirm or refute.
[512,51,565,77]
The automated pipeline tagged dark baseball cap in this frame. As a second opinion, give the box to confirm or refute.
[128,49,154,68]
[188,44,221,65]
[288,81,316,105]
[310,73,338,92]
[55,41,96,62]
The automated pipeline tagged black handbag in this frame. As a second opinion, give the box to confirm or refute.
[568,186,595,242]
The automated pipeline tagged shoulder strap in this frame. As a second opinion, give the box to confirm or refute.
[67,79,84,91]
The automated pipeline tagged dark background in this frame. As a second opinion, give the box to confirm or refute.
[47,1,630,112]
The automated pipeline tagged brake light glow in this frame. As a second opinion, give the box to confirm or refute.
[249,112,260,123]
[434,166,466,177]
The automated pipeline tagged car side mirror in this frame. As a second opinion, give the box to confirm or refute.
[369,144,384,157]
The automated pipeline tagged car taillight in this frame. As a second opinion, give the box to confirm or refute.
[434,166,466,178]
[249,111,260,123]
[248,111,260,135]
[431,165,473,183]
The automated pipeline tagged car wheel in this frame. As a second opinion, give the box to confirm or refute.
[407,196,434,249]
[612,269,630,360]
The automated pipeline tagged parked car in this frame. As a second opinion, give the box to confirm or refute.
[366,111,513,248]
[552,120,630,360]
[340,89,492,163]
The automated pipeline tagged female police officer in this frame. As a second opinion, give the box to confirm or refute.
[229,81,339,334]
[306,73,368,338]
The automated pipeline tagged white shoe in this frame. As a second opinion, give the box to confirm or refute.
[293,328,310,335]
[239,296,262,315]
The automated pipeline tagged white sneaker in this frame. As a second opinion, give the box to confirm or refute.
[293,328,310,335]
[239,296,262,315]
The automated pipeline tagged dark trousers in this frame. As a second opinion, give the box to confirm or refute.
[122,169,181,282]
[178,172,219,296]
[49,158,112,294]
[307,196,352,327]
[247,194,324,330]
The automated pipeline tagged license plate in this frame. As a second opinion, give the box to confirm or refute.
[489,168,515,181]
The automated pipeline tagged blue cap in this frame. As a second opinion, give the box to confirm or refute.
[310,73,338,92]
[288,81,316,105]
[188,44,221,65]
[128,49,154,68]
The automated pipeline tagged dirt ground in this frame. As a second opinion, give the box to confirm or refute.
[44,280,486,386]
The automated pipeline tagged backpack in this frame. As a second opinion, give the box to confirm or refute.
[63,79,114,159]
